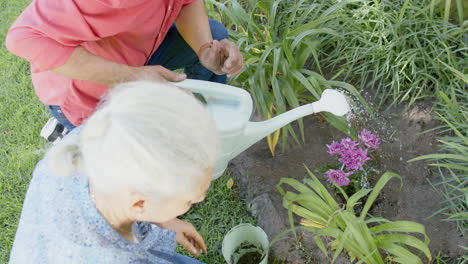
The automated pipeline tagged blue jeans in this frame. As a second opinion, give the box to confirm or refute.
[148,19,228,83]
[46,105,77,131]
[47,19,229,131]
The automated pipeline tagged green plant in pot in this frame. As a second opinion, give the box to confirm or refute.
[277,168,432,263]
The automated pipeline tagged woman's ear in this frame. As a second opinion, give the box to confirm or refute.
[130,199,146,220]
[133,200,145,209]
[128,192,147,219]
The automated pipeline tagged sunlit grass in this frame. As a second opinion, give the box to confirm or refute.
[0,1,255,263]
[322,0,466,108]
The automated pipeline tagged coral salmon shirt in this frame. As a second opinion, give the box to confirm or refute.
[6,0,196,126]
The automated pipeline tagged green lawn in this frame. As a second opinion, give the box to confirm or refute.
[1,0,49,261]
[0,0,255,263]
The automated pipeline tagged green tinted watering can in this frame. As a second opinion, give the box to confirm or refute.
[173,79,350,179]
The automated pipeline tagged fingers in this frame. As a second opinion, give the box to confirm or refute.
[179,236,200,257]
[182,221,207,256]
[187,229,208,255]
[154,66,186,82]
[219,39,244,76]
[227,63,244,77]
[201,41,225,75]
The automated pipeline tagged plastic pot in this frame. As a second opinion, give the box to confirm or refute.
[222,224,269,264]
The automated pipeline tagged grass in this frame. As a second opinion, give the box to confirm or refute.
[0,0,50,262]
[433,252,468,264]
[322,0,466,108]
[0,1,255,263]
[178,174,256,263]
[429,0,467,25]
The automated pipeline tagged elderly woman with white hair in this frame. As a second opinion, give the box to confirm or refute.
[9,81,219,263]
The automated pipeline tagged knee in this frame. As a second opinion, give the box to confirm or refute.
[209,19,229,40]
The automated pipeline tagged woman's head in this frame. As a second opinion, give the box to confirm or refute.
[48,81,219,222]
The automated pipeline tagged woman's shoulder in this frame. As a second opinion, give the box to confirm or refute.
[10,156,89,257]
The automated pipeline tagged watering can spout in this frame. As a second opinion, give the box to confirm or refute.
[231,89,351,158]
[232,104,314,157]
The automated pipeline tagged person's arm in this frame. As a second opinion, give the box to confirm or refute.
[51,47,185,87]
[5,1,185,87]
[176,0,244,76]
[175,0,212,55]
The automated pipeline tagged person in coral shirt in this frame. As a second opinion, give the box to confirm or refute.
[6,0,243,141]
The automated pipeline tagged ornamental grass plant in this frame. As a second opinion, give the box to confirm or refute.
[409,65,468,236]
[207,0,366,154]
[277,169,432,264]
[322,0,466,107]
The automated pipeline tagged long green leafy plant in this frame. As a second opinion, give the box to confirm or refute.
[409,64,468,236]
[277,168,432,263]
[322,0,466,107]
[427,0,467,24]
[207,0,367,154]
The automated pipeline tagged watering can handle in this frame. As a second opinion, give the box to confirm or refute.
[170,79,252,106]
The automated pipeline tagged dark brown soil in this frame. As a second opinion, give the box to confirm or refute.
[229,100,466,263]
[237,251,263,264]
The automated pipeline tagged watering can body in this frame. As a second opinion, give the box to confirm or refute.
[173,80,253,179]
[173,79,350,179]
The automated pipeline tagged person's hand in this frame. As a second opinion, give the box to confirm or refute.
[128,65,187,84]
[198,39,244,77]
[158,218,207,257]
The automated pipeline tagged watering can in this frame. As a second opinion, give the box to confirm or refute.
[172,79,350,179]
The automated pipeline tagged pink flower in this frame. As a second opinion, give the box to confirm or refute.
[359,129,380,149]
[340,137,359,151]
[327,141,345,155]
[326,169,353,186]
[339,148,370,171]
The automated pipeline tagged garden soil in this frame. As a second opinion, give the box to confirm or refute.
[228,100,466,263]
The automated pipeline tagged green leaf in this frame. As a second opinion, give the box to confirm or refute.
[304,166,341,211]
[290,70,321,99]
[370,221,429,244]
[283,192,333,221]
[429,163,468,172]
[360,172,402,219]
[347,189,372,215]
[289,28,341,50]
[408,153,468,163]
[314,235,328,257]
[377,240,425,264]
[374,234,431,260]
[288,203,328,224]
[277,177,311,196]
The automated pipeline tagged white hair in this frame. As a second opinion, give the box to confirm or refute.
[47,81,219,200]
